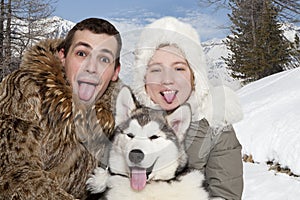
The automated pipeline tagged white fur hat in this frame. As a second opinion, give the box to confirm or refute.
[131,17,243,126]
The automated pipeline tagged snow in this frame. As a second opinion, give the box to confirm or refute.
[234,68,300,199]
[243,162,300,199]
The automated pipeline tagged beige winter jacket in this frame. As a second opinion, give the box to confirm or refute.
[186,119,243,199]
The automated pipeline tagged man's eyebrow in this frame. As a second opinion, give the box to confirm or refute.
[99,48,115,59]
[74,41,92,49]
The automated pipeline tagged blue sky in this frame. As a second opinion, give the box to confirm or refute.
[53,0,231,41]
[54,0,203,21]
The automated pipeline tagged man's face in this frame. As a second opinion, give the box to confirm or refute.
[59,30,120,105]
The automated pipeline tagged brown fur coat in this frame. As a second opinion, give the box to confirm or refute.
[0,39,121,199]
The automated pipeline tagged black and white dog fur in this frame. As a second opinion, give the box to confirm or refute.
[86,86,209,200]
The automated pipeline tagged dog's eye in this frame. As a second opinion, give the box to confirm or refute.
[127,133,134,138]
[149,135,159,140]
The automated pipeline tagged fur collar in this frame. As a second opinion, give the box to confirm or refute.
[20,39,121,153]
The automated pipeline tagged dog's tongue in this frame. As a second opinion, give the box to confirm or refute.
[78,83,96,101]
[163,92,176,104]
[130,168,147,191]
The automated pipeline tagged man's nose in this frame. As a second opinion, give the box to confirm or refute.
[84,57,97,73]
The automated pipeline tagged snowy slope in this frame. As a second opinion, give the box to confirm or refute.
[235,68,300,175]
[243,162,300,199]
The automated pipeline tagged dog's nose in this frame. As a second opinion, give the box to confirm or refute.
[129,149,144,164]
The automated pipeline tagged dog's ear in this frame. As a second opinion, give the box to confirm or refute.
[115,86,137,125]
[166,104,191,141]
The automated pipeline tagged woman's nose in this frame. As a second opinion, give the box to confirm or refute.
[162,78,173,85]
[162,69,174,85]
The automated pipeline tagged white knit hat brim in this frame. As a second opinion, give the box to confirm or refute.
[130,17,243,126]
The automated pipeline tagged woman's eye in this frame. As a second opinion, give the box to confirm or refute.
[148,64,162,73]
[127,133,134,138]
[149,135,159,140]
[176,67,185,71]
[151,69,160,73]
[148,67,161,73]
[175,65,187,71]
[174,63,189,71]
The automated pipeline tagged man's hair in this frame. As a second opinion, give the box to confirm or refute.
[58,18,122,68]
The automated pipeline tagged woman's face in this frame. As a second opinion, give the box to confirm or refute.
[145,45,193,111]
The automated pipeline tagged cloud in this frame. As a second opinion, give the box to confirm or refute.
[109,8,229,42]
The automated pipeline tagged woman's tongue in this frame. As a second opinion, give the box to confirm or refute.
[163,91,176,104]
[78,82,96,101]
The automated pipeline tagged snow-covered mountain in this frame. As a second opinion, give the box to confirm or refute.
[46,16,75,39]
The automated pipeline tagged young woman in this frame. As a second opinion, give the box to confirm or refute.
[130,17,244,199]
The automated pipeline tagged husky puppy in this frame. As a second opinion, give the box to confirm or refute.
[87,87,209,200]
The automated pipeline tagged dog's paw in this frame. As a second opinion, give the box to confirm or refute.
[86,167,110,194]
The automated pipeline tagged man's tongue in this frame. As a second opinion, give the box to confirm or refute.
[130,167,147,191]
[78,82,96,101]
[163,92,176,104]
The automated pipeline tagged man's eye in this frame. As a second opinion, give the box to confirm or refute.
[100,57,111,63]
[77,51,86,57]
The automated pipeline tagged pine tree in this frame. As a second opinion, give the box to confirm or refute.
[199,0,300,23]
[224,0,293,84]
[289,33,300,68]
[0,0,57,81]
[257,0,291,78]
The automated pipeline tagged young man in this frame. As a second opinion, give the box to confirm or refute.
[0,18,122,199]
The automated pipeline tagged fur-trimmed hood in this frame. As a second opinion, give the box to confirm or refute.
[130,17,243,127]
[19,39,122,156]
